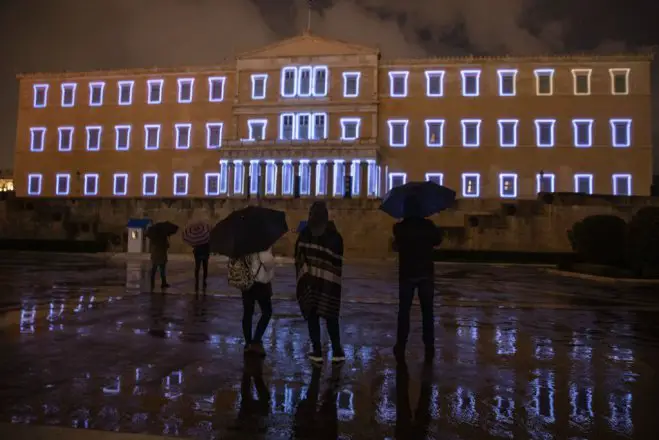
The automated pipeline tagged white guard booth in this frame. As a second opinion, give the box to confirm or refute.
[126,218,152,254]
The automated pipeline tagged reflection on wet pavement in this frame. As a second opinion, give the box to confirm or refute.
[0,252,658,439]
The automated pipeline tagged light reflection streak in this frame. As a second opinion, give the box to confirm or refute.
[569,383,594,426]
[534,337,554,360]
[608,392,633,435]
[20,305,36,334]
[102,376,121,395]
[337,389,355,421]
[163,370,184,400]
[495,326,517,356]
[451,386,477,424]
[571,331,592,361]
[528,369,555,423]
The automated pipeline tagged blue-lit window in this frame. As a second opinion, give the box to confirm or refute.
[574,174,593,194]
[251,74,267,100]
[60,83,76,107]
[29,127,46,152]
[572,69,591,95]
[233,161,245,195]
[175,123,191,149]
[55,173,70,196]
[534,69,554,95]
[142,173,158,196]
[388,120,408,147]
[117,81,133,105]
[462,173,480,197]
[299,161,311,196]
[113,173,128,196]
[498,70,517,96]
[461,120,481,147]
[388,172,406,190]
[27,173,42,195]
[425,120,444,147]
[219,161,229,194]
[177,78,194,103]
[536,173,555,193]
[425,71,444,97]
[610,69,630,95]
[173,173,188,196]
[461,70,480,96]
[208,76,225,102]
[115,125,131,150]
[144,124,160,150]
[58,126,74,151]
[84,173,99,196]
[388,71,408,97]
[425,173,443,185]
[343,72,360,98]
[612,174,632,196]
[265,161,277,195]
[205,172,220,196]
[281,67,297,97]
[313,66,328,97]
[89,82,104,106]
[298,66,312,97]
[86,126,101,151]
[572,119,593,147]
[206,122,223,149]
[315,161,328,196]
[535,120,555,147]
[333,160,345,197]
[340,118,360,141]
[248,119,267,141]
[498,120,518,147]
[282,161,293,195]
[610,119,631,147]
[350,160,361,196]
[499,173,517,198]
[249,161,259,195]
[33,84,48,108]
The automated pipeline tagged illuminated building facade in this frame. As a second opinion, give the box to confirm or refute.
[12,33,653,199]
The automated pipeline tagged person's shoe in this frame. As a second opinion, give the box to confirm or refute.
[307,350,323,363]
[250,342,266,357]
[393,344,406,361]
[331,348,346,363]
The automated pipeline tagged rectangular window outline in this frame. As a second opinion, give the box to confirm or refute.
[249,160,260,195]
[57,126,74,152]
[425,70,445,97]
[60,82,77,107]
[142,173,158,196]
[498,119,519,147]
[425,119,445,147]
[113,173,128,196]
[177,78,195,103]
[388,71,409,97]
[175,123,192,149]
[536,173,556,193]
[219,161,229,194]
[461,70,481,97]
[425,173,444,185]
[117,80,134,105]
[205,172,221,196]
[147,79,164,104]
[572,119,594,148]
[342,72,361,98]
[331,160,345,197]
[281,66,298,98]
[461,119,482,147]
[206,122,223,149]
[247,119,268,141]
[83,173,99,196]
[388,172,407,191]
[387,119,409,148]
[299,160,311,196]
[609,68,630,95]
[499,173,518,198]
[173,172,189,196]
[498,69,518,96]
[612,174,632,196]
[27,173,42,195]
[85,126,102,151]
[233,160,245,195]
[282,160,294,196]
[571,69,592,95]
[55,173,70,196]
[312,66,328,97]
[88,81,105,106]
[574,173,593,194]
[535,119,556,148]
[312,113,327,140]
[33,84,48,108]
[297,66,313,97]
[279,113,295,141]
[350,160,361,196]
[462,173,480,198]
[534,69,554,95]
[610,119,632,147]
[144,124,161,150]
[367,160,378,197]
[114,125,131,151]
[208,76,226,102]
[29,127,46,152]
[340,117,361,141]
[314,161,327,196]
[251,74,268,100]
[265,160,277,196]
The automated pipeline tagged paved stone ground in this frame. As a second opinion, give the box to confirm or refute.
[0,252,658,439]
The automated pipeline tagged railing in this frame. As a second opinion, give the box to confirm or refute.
[223,137,378,148]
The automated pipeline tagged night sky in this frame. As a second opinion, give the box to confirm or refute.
[1,0,658,171]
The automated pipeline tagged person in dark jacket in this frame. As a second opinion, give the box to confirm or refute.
[392,195,442,361]
[193,242,210,291]
[149,235,170,291]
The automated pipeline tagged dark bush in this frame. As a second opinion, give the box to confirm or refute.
[567,214,627,266]
[626,206,659,277]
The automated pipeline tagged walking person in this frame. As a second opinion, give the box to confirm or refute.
[295,201,345,364]
[392,195,442,361]
[193,242,210,291]
[149,235,170,291]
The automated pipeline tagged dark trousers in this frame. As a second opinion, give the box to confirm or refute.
[307,308,342,353]
[194,256,208,287]
[150,263,167,287]
[396,277,435,347]
[242,282,273,344]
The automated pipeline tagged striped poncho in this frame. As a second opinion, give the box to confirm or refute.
[294,221,344,319]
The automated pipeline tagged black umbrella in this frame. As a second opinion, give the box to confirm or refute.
[380,181,456,219]
[210,206,288,258]
[146,221,179,240]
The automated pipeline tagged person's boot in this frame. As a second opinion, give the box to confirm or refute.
[331,346,346,363]
[307,347,323,363]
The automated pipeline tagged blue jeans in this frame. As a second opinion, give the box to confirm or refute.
[396,277,435,347]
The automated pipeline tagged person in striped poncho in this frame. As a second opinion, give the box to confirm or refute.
[295,201,346,364]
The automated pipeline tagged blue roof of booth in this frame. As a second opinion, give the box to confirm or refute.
[126,218,152,229]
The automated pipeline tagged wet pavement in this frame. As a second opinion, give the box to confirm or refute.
[0,251,658,439]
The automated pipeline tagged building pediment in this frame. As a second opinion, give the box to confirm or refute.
[238,32,379,60]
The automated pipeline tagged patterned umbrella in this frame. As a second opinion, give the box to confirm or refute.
[182,222,211,247]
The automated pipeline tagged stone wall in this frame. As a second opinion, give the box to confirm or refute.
[0,193,658,258]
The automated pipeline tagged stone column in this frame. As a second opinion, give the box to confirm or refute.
[327,160,336,198]
[226,162,234,197]
[276,161,284,198]
[309,161,317,198]
[293,161,300,198]
[360,161,369,198]
[258,161,266,198]
[379,165,386,198]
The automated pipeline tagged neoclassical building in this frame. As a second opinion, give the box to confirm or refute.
[12,32,653,199]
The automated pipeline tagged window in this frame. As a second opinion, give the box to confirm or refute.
[610,119,631,147]
[251,74,267,100]
[173,173,188,196]
[33,84,48,108]
[499,173,518,198]
[60,83,76,107]
[535,119,556,147]
[425,70,445,97]
[113,173,128,196]
[84,174,99,196]
[312,113,327,140]
[388,173,406,190]
[86,126,102,151]
[219,161,229,194]
[175,123,191,149]
[297,113,310,141]
[612,174,632,196]
[117,81,134,105]
[609,68,630,95]
[58,126,74,151]
[462,173,480,197]
[281,161,293,195]
[333,160,345,197]
[298,66,312,97]
[205,172,220,196]
[461,70,480,96]
[350,160,361,196]
[144,124,160,150]
[425,173,443,185]
[388,119,408,147]
[56,173,70,196]
[340,118,361,141]
[27,174,42,195]
[461,119,481,147]
[312,66,328,97]
[208,76,226,102]
[281,67,297,97]
[572,69,591,95]
[142,173,158,196]
[233,161,245,195]
[265,161,277,195]
[572,119,593,147]
[536,172,555,193]
[147,79,163,104]
[534,69,554,95]
[206,122,223,149]
[425,119,444,147]
[279,113,295,141]
[498,70,517,96]
[574,174,593,194]
[115,125,131,151]
[343,72,360,98]
[29,127,46,152]
[248,119,267,141]
[88,82,104,106]
[299,161,311,196]
[366,161,379,197]
[315,161,328,196]
[498,119,518,147]
[388,71,408,97]
[249,161,259,195]
[177,78,194,103]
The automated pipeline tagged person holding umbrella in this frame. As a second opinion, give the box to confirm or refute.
[183,221,212,291]
[146,221,179,292]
